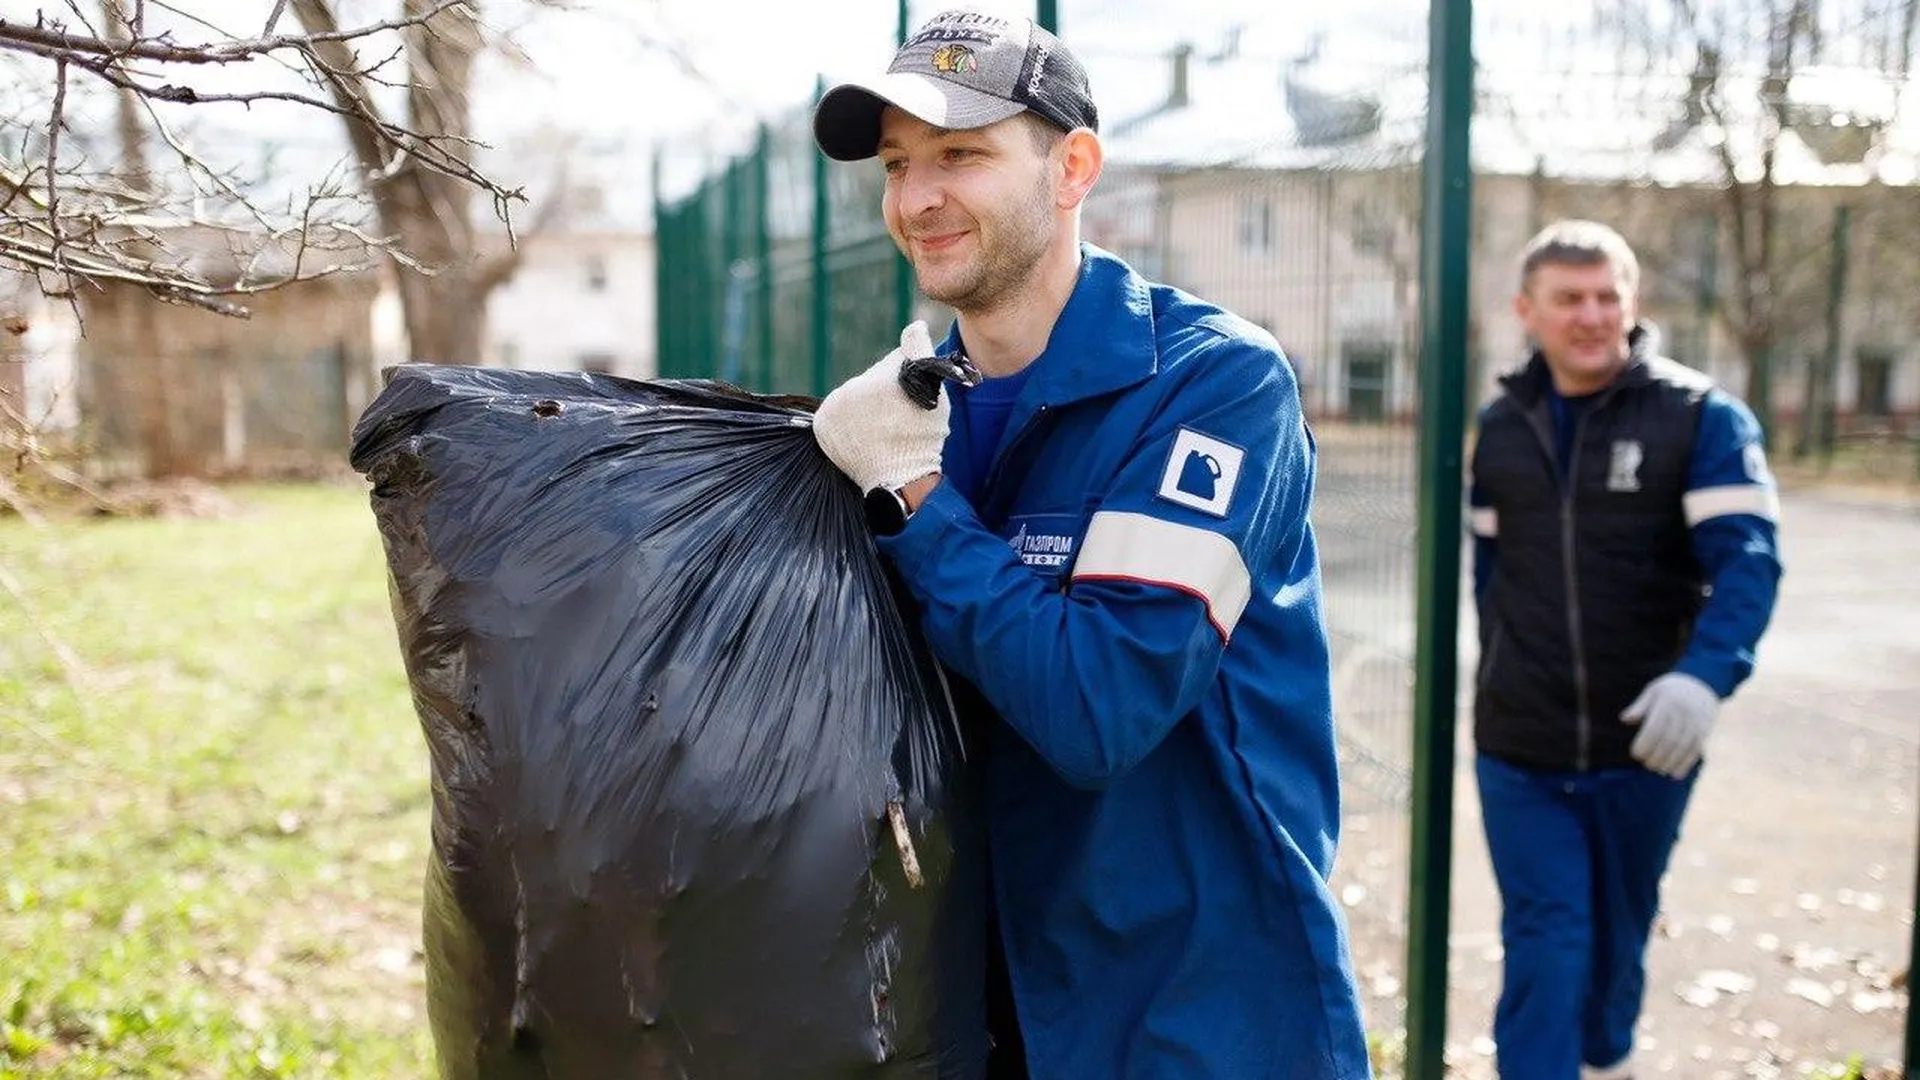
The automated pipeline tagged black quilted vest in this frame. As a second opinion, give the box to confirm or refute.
[1471,334,1713,771]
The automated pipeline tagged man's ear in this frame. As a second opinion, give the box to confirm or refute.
[1055,128,1103,211]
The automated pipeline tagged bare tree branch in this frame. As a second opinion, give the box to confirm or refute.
[45,57,67,279]
[472,156,574,295]
[0,0,473,66]
[0,1,531,314]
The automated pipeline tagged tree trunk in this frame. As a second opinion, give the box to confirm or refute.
[387,0,486,363]
[1799,203,1850,463]
[103,0,187,476]
[291,0,493,366]
[1900,0,1918,74]
[1743,329,1775,445]
[1720,180,1779,448]
[393,265,489,364]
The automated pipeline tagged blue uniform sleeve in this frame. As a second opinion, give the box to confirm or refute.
[876,341,1304,790]
[1674,389,1784,697]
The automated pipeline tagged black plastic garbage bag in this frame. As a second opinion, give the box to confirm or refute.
[348,364,987,1080]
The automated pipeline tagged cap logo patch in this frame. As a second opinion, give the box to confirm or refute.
[932,43,978,74]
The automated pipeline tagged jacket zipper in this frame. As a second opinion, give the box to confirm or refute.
[1523,403,1594,771]
[978,403,1051,526]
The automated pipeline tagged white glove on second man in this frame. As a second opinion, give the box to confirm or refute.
[811,321,950,495]
[1620,672,1719,779]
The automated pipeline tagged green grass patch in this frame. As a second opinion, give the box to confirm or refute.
[0,483,434,1078]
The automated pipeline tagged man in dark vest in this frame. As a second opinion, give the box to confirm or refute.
[1468,219,1783,1080]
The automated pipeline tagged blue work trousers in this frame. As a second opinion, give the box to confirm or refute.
[1475,753,1698,1079]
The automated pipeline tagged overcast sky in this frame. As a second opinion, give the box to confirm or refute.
[0,0,1609,220]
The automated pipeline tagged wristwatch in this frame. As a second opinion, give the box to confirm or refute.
[863,486,912,536]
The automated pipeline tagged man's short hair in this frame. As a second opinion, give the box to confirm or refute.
[1019,111,1067,154]
[1519,220,1640,295]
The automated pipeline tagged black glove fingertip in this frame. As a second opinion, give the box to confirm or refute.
[897,353,984,410]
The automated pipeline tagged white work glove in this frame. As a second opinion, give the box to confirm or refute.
[811,320,950,494]
[1620,672,1719,779]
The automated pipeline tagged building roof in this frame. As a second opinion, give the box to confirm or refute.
[1100,43,1920,187]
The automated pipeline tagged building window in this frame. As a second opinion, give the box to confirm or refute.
[1342,340,1393,423]
[585,255,608,292]
[578,352,616,375]
[1238,196,1273,256]
[570,184,607,216]
[1856,348,1893,418]
[1349,195,1398,257]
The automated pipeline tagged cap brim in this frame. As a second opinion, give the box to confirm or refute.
[813,73,1028,161]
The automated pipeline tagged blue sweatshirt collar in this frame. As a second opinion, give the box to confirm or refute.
[938,243,1159,409]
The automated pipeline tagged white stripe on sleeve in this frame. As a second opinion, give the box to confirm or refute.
[1470,507,1499,538]
[1071,511,1253,640]
[1684,483,1780,525]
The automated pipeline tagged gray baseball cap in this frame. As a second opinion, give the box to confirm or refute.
[813,10,1099,162]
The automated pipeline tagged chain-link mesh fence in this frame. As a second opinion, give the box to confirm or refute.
[657,92,921,395]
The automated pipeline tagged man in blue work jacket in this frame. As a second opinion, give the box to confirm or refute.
[1469,219,1783,1079]
[806,10,1371,1079]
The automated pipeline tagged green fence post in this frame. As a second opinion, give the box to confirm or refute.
[1406,0,1473,1076]
[1035,0,1056,34]
[721,155,743,387]
[1907,818,1918,1077]
[812,75,833,398]
[682,199,696,379]
[696,174,718,382]
[673,200,686,379]
[1817,204,1849,463]
[755,123,775,392]
[669,203,685,379]
[895,0,916,331]
[652,146,665,378]
[688,179,704,381]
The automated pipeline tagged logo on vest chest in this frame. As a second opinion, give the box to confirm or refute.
[1607,439,1644,492]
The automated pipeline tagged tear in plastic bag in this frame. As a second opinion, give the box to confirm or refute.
[349,364,987,1080]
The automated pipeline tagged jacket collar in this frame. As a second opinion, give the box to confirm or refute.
[1499,322,1660,404]
[939,243,1158,407]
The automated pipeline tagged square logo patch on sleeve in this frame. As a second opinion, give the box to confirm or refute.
[1156,428,1246,517]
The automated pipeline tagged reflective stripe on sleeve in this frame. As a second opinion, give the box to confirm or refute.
[1071,511,1253,641]
[1470,507,1498,538]
[1683,483,1780,525]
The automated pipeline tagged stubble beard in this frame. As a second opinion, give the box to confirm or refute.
[908,179,1055,317]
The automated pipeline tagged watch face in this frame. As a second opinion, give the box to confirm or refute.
[863,487,909,535]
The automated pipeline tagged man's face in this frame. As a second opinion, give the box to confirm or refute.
[877,109,1059,315]
[1515,259,1637,394]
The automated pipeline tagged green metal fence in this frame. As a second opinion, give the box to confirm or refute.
[654,85,917,398]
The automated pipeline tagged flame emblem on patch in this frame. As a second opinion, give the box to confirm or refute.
[931,43,979,74]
